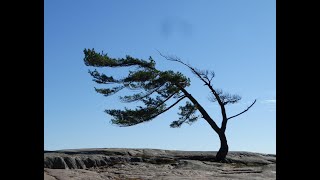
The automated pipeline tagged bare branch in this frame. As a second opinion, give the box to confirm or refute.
[209,71,215,83]
[157,51,210,85]
[201,70,213,85]
[157,52,228,131]
[158,52,224,107]
[227,99,257,120]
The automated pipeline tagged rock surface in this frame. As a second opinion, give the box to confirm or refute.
[44,148,276,180]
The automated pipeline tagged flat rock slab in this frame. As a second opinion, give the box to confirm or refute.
[44,148,276,180]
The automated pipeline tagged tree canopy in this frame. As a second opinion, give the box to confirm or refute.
[84,48,200,127]
[84,48,256,128]
[83,48,256,161]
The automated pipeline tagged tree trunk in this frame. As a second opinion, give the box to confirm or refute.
[216,132,229,162]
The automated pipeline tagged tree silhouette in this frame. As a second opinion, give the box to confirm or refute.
[83,48,256,161]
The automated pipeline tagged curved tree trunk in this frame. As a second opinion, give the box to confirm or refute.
[216,132,229,161]
[178,86,230,161]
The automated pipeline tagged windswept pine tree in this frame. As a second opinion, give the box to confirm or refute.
[83,48,256,161]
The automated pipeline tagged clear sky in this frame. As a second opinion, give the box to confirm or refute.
[44,0,276,154]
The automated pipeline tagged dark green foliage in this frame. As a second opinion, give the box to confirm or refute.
[84,48,155,69]
[94,86,124,97]
[89,70,117,84]
[83,48,192,127]
[106,105,166,127]
[170,101,200,128]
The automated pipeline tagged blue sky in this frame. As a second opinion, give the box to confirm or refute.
[44,0,276,154]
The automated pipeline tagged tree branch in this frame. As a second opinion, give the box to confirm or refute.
[153,92,177,109]
[227,99,257,120]
[157,52,228,122]
[149,96,186,119]
[176,85,221,133]
[157,52,210,85]
[120,85,164,103]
